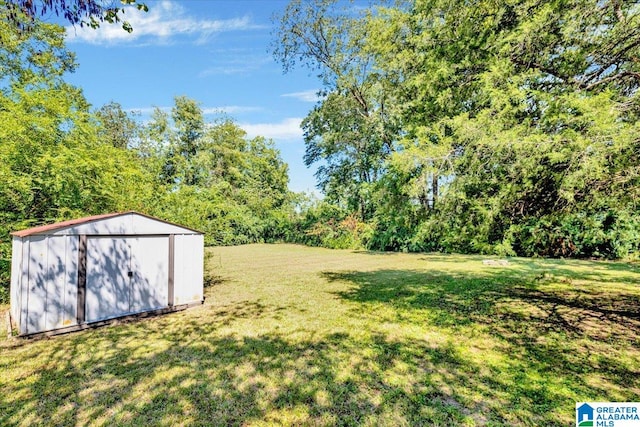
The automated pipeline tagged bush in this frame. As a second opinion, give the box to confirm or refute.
[503,209,640,259]
[304,214,368,249]
[0,241,11,305]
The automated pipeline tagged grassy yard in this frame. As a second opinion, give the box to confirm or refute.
[1,244,639,426]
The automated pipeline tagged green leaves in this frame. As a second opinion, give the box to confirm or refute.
[3,0,149,33]
[275,0,640,258]
[121,21,133,33]
[137,96,293,245]
[275,2,400,220]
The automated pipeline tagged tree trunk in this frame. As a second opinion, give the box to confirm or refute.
[431,172,438,209]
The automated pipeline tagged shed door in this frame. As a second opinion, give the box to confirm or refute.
[86,237,132,322]
[85,236,169,323]
[129,237,169,313]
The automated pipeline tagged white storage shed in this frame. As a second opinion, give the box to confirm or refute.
[10,211,204,336]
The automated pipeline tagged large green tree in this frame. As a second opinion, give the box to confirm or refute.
[0,8,158,300]
[141,97,292,245]
[0,7,151,229]
[274,0,398,221]
[278,0,640,257]
[369,0,640,256]
[95,101,140,149]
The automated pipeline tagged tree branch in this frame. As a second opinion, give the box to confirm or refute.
[581,70,640,91]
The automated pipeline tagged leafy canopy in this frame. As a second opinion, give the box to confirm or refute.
[3,0,148,32]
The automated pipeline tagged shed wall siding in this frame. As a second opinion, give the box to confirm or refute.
[173,234,204,305]
[64,236,79,326]
[10,237,23,327]
[19,240,30,334]
[25,237,47,334]
[23,236,79,334]
[44,236,64,331]
[131,215,197,236]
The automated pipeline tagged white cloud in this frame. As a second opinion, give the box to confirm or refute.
[240,118,304,141]
[65,1,263,45]
[198,55,272,77]
[281,90,322,103]
[198,65,260,77]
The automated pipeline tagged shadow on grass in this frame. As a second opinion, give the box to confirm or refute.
[1,264,639,426]
[0,312,486,426]
[324,267,640,335]
[325,266,640,415]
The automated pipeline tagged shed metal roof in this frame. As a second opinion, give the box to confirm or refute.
[11,211,202,237]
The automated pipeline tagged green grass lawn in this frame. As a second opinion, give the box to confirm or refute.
[1,244,639,426]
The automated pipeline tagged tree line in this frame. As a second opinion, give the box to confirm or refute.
[274,0,640,258]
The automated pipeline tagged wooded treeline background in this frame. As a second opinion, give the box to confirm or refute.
[1,0,639,302]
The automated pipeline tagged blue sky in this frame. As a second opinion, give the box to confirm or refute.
[63,0,323,193]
